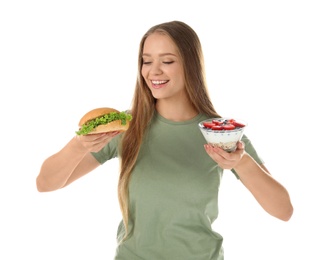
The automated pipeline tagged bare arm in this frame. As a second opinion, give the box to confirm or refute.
[234,153,293,221]
[204,142,294,221]
[36,132,120,192]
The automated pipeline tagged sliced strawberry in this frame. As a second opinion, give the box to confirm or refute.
[212,125,225,130]
[203,122,216,129]
[231,121,245,127]
[212,119,222,125]
[222,124,236,130]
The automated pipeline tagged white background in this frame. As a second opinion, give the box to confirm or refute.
[1,1,334,259]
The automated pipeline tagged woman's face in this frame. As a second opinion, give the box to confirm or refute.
[141,32,186,101]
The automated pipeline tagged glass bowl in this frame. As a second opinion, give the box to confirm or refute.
[198,118,247,152]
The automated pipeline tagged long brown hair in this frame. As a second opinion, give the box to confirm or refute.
[118,20,220,240]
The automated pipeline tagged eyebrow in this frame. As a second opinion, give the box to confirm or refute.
[142,53,177,57]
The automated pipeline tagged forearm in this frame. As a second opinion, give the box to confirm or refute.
[36,137,89,192]
[234,153,293,221]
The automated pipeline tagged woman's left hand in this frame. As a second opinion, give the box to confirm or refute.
[204,141,245,170]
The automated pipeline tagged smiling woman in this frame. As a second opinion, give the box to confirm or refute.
[36,20,293,260]
[141,33,185,100]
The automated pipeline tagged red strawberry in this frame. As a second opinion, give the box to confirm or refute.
[222,124,236,130]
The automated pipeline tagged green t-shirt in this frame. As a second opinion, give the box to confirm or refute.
[92,112,263,260]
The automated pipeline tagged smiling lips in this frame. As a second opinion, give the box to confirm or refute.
[151,80,168,89]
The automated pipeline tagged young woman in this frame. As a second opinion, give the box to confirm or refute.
[36,20,293,259]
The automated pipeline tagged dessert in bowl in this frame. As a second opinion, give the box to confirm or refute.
[198,118,247,152]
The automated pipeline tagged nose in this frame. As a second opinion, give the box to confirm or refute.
[149,62,163,75]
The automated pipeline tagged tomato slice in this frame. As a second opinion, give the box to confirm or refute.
[203,122,216,128]
[222,124,236,130]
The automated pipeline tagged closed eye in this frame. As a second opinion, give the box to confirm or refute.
[142,61,174,65]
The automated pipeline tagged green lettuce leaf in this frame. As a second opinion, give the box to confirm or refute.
[76,111,132,135]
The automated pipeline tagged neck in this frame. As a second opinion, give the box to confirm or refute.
[155,99,198,122]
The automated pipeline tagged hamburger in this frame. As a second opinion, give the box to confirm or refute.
[76,107,132,135]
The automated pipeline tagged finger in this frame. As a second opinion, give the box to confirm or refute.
[236,140,245,150]
[81,131,120,142]
[90,133,119,147]
[89,135,116,152]
[76,132,119,152]
[204,145,233,164]
[204,144,242,169]
[211,145,237,161]
[77,133,104,142]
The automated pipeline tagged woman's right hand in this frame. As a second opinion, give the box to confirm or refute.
[75,131,121,153]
